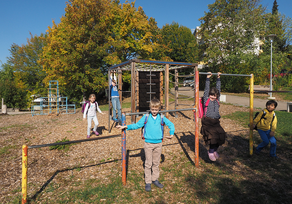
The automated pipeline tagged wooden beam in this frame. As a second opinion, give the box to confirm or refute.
[131,62,136,123]
[165,64,169,118]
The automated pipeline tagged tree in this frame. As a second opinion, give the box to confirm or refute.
[41,0,161,101]
[0,63,27,108]
[198,0,267,91]
[160,22,199,63]
[7,33,47,97]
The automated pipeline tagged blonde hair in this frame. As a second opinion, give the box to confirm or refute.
[149,98,161,109]
[112,79,116,84]
[89,94,96,99]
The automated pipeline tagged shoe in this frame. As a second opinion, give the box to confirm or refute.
[152,180,163,188]
[87,135,90,138]
[145,183,151,192]
[214,151,220,159]
[208,152,216,161]
[93,131,99,136]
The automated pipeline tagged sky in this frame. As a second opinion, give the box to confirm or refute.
[1,0,291,66]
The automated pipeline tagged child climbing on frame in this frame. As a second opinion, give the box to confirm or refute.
[83,94,105,138]
[200,72,226,161]
[116,98,175,192]
[110,71,122,122]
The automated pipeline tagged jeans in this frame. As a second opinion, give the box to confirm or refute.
[256,129,277,157]
[87,116,99,135]
[111,97,121,120]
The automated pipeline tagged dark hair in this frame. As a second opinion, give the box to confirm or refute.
[266,100,278,108]
[209,87,219,99]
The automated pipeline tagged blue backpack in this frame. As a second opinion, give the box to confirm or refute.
[141,113,165,141]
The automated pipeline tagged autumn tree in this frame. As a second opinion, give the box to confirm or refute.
[41,0,161,101]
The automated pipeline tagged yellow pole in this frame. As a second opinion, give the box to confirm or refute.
[22,145,28,204]
[249,74,254,156]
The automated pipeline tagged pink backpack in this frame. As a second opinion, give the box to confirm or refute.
[193,98,219,118]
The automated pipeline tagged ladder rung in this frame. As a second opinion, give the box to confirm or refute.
[147,83,156,85]
[147,92,156,94]
[147,74,156,76]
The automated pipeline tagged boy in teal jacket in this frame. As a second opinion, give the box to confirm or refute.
[117,98,175,192]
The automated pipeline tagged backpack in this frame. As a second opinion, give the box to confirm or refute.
[81,101,98,114]
[193,97,220,118]
[141,113,165,140]
[253,110,276,130]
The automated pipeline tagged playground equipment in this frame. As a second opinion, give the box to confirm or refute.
[107,59,198,129]
[31,80,76,116]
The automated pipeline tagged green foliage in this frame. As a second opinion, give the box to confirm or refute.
[0,63,27,108]
[160,22,199,63]
[49,137,74,152]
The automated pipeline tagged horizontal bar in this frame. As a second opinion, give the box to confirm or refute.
[28,134,121,149]
[199,72,252,77]
[125,108,196,116]
[147,92,156,94]
[147,74,156,76]
[147,83,156,85]
[254,90,292,93]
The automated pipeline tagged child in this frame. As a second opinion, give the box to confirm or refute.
[200,72,226,161]
[83,94,105,138]
[116,98,175,192]
[253,100,278,159]
[110,72,122,122]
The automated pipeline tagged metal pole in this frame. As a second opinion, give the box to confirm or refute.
[199,72,252,77]
[195,66,199,167]
[121,113,127,185]
[249,74,254,156]
[22,145,28,204]
[125,107,196,116]
[270,39,273,98]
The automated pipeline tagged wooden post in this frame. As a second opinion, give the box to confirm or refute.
[195,66,200,167]
[165,64,169,118]
[136,70,139,112]
[160,72,164,109]
[131,62,136,123]
[118,68,122,107]
[108,70,111,132]
[121,113,127,185]
[249,74,254,156]
[175,69,178,118]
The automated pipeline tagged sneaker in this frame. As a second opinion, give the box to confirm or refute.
[87,135,90,138]
[145,183,151,192]
[93,131,99,136]
[152,180,163,188]
[214,151,220,159]
[208,152,216,161]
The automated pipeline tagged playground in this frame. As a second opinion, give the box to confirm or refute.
[1,96,292,203]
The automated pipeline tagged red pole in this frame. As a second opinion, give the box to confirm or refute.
[195,67,199,167]
[121,113,127,185]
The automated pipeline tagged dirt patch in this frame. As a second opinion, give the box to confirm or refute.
[0,100,278,201]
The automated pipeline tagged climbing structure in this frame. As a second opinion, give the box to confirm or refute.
[107,59,198,131]
[31,80,76,116]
